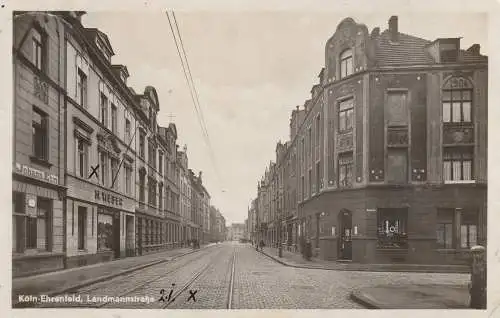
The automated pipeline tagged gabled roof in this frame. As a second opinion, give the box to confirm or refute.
[375,30,488,66]
[84,28,115,57]
[375,30,433,66]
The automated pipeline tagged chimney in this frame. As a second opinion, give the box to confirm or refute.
[198,171,202,181]
[389,16,398,42]
[467,44,481,56]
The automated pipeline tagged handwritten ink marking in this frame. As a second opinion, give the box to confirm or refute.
[187,290,197,302]
[88,164,99,180]
[159,284,176,303]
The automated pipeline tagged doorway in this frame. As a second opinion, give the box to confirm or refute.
[113,213,121,259]
[338,209,353,260]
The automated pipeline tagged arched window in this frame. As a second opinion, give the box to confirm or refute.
[442,77,473,123]
[339,49,353,79]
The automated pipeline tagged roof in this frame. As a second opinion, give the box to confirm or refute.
[375,30,488,66]
[375,30,433,66]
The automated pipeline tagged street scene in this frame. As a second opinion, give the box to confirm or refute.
[11,10,487,310]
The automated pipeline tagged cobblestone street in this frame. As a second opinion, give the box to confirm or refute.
[25,242,470,309]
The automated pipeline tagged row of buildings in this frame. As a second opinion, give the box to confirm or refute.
[248,16,487,265]
[12,11,227,277]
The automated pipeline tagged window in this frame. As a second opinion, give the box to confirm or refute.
[77,139,88,178]
[338,99,354,132]
[125,118,131,143]
[308,128,312,157]
[111,104,117,134]
[139,171,146,202]
[338,152,353,187]
[340,49,353,79]
[125,165,132,195]
[301,176,305,201]
[377,208,408,249]
[110,157,119,190]
[77,206,87,250]
[442,89,472,123]
[32,107,48,161]
[97,211,113,251]
[12,192,26,252]
[461,213,478,249]
[443,148,473,182]
[148,178,157,206]
[99,151,108,186]
[316,115,321,146]
[436,209,454,249]
[159,184,163,210]
[139,130,145,159]
[77,69,87,107]
[159,152,163,175]
[308,169,312,197]
[387,92,408,126]
[100,93,108,127]
[387,149,408,184]
[316,162,321,192]
[32,28,45,71]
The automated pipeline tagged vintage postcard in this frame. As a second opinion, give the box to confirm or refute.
[2,0,500,317]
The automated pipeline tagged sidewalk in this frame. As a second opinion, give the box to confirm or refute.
[12,243,216,307]
[259,246,470,273]
[350,284,470,309]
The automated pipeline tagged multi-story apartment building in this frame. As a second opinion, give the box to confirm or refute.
[255,15,487,265]
[12,12,68,276]
[158,123,183,248]
[189,169,203,241]
[178,146,193,244]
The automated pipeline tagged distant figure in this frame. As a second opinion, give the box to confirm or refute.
[259,240,265,251]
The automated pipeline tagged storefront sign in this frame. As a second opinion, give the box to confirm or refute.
[15,163,58,184]
[95,190,123,207]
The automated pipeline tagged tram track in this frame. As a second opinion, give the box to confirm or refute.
[34,244,220,308]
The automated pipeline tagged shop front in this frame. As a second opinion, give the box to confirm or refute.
[66,176,135,268]
[12,163,66,277]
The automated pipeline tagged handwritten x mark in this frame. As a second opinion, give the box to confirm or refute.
[88,165,99,180]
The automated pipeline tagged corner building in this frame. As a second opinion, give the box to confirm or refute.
[266,16,487,265]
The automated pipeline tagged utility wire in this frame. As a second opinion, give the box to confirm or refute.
[166,11,222,186]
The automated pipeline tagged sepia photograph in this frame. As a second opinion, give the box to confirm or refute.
[8,6,491,311]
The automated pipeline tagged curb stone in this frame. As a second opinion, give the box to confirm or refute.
[12,244,215,308]
[349,291,381,309]
[258,248,469,273]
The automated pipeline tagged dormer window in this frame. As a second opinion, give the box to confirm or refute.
[439,39,460,63]
[340,49,353,79]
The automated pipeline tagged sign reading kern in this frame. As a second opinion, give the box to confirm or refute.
[95,189,123,207]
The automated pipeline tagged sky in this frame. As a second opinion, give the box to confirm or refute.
[81,12,488,226]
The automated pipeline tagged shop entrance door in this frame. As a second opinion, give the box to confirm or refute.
[113,214,121,259]
[125,215,134,257]
[338,209,353,260]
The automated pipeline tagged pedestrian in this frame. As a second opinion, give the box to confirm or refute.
[259,239,265,252]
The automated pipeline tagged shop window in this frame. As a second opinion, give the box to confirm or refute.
[377,208,408,249]
[13,192,26,253]
[77,139,88,179]
[442,88,472,123]
[77,68,87,108]
[339,49,353,79]
[436,209,453,249]
[338,99,354,133]
[443,147,473,182]
[387,149,408,184]
[32,107,48,161]
[338,152,353,187]
[461,212,478,249]
[77,206,87,250]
